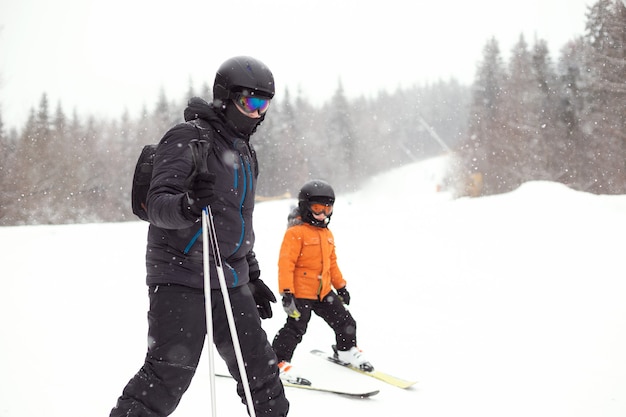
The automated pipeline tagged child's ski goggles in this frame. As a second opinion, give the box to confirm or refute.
[235,94,271,114]
[310,203,333,216]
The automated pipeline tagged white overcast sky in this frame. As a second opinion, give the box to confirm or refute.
[0,0,592,130]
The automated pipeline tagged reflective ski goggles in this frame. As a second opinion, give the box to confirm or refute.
[235,94,271,114]
[310,203,333,216]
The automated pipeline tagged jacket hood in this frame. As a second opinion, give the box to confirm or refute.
[184,96,249,139]
[184,97,215,122]
[287,206,303,228]
[289,206,329,228]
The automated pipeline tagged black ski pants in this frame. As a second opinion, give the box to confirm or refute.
[110,284,289,417]
[272,290,357,363]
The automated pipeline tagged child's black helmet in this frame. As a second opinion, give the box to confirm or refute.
[213,56,275,102]
[298,180,335,227]
[298,180,335,204]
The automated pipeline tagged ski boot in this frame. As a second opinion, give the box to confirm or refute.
[333,345,374,372]
[277,361,312,386]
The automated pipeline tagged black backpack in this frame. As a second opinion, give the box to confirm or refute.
[131,120,213,221]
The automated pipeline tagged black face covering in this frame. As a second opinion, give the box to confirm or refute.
[223,101,263,137]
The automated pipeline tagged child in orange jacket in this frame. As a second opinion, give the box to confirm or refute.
[271,180,373,385]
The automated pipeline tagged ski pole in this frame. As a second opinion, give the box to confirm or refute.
[188,138,218,417]
[201,207,218,417]
[189,138,256,417]
[205,205,257,417]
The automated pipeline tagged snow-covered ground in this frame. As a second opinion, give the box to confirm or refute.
[1,155,625,417]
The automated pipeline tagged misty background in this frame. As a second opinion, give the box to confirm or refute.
[1,0,625,225]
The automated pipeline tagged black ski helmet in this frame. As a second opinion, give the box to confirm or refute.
[213,56,275,137]
[213,56,275,103]
[298,180,335,227]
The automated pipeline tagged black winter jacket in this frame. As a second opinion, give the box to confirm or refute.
[145,99,260,289]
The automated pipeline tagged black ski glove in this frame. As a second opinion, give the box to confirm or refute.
[183,172,217,220]
[248,278,277,319]
[337,287,350,305]
[282,291,301,319]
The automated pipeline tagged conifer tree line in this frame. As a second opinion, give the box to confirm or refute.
[0,72,468,225]
[449,0,626,197]
[0,0,624,226]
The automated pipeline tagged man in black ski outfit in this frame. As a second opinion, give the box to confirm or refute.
[110,56,289,417]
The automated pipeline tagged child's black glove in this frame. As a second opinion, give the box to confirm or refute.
[337,287,351,305]
[282,291,301,319]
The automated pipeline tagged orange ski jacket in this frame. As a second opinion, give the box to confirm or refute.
[277,220,346,300]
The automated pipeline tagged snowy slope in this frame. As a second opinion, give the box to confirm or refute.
[1,155,625,417]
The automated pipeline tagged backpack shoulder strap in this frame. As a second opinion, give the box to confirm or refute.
[182,119,216,190]
[185,118,215,146]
